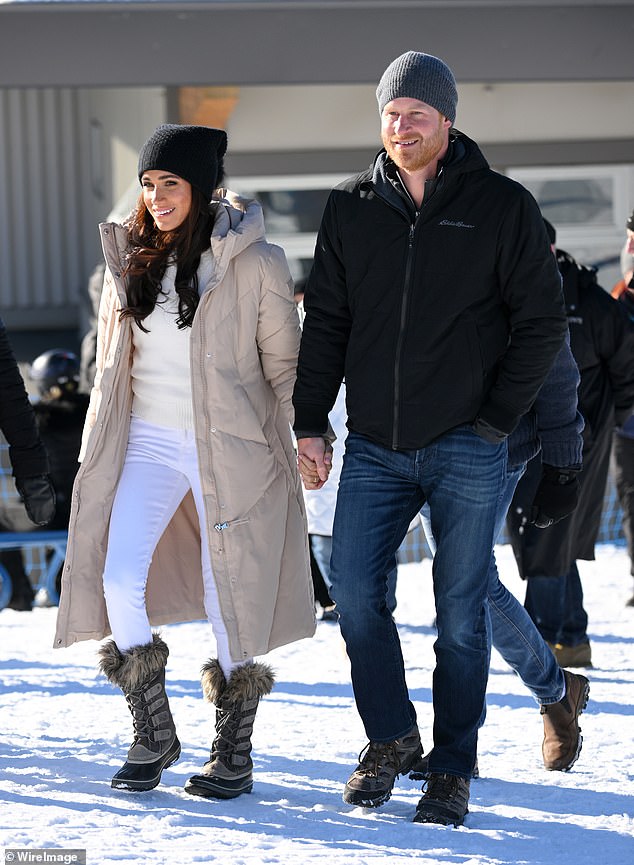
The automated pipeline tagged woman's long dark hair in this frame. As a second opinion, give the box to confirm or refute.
[120,186,215,331]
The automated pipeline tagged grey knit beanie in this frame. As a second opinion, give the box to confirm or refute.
[137,124,227,201]
[376,51,458,123]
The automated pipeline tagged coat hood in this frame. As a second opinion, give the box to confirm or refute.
[100,191,266,292]
[207,191,268,285]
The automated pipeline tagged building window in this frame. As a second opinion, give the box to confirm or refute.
[508,165,632,290]
[230,174,347,281]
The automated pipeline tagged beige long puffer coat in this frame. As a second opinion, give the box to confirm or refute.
[54,193,316,660]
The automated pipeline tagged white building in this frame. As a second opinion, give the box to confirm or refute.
[0,0,632,331]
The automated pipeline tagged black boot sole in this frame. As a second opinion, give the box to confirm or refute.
[413,806,468,827]
[184,772,253,800]
[111,737,181,791]
[342,744,424,808]
[342,787,392,807]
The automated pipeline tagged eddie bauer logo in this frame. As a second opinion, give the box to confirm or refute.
[439,219,476,229]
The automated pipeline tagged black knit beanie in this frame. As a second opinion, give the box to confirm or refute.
[376,51,458,122]
[627,209,634,232]
[137,124,227,201]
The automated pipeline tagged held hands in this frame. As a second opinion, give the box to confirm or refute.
[297,437,333,490]
[529,464,580,529]
[15,474,56,527]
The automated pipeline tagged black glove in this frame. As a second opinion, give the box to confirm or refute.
[529,464,580,529]
[15,474,56,527]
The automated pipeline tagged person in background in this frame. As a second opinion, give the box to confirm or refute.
[78,262,106,395]
[0,320,56,610]
[293,50,567,826]
[29,350,88,529]
[610,208,634,606]
[420,333,589,776]
[1,350,86,610]
[54,124,315,798]
[304,382,399,619]
[294,281,338,621]
[508,218,634,667]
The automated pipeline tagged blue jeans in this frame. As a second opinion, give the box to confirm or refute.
[329,427,506,778]
[524,563,588,646]
[310,533,398,614]
[422,465,564,712]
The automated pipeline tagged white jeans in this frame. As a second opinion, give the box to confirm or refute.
[103,416,246,678]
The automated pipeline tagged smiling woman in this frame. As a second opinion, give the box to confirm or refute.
[54,123,315,801]
[141,171,193,232]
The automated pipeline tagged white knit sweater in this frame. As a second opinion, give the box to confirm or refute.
[131,250,214,429]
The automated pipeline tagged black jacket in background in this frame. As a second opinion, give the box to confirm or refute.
[293,131,567,451]
[34,395,88,529]
[508,251,634,577]
[0,319,49,479]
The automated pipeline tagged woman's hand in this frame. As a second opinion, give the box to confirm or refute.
[297,438,333,489]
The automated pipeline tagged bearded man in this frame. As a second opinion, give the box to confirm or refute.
[292,51,567,826]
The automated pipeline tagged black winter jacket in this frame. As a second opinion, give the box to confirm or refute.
[0,319,49,478]
[34,395,88,529]
[508,251,634,576]
[560,251,634,441]
[293,132,567,451]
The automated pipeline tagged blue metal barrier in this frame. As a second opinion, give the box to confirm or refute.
[0,529,67,609]
[0,444,68,610]
[397,469,626,565]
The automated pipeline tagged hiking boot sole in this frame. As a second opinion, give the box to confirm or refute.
[342,786,392,808]
[413,805,468,827]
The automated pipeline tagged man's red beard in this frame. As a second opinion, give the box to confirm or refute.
[382,121,446,172]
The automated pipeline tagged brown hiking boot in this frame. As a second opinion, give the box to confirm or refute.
[343,725,423,807]
[541,669,590,771]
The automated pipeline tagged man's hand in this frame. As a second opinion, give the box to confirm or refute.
[297,437,333,490]
[15,474,56,527]
[529,464,580,529]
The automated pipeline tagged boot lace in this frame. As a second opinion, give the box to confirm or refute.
[212,708,240,757]
[125,688,154,747]
[356,741,401,778]
[424,772,463,801]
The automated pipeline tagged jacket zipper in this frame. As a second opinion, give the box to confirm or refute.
[392,219,417,449]
[370,186,420,451]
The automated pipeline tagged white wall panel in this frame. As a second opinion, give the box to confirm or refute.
[0,88,89,328]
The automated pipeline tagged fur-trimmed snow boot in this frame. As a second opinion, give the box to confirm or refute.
[184,659,274,799]
[98,633,181,791]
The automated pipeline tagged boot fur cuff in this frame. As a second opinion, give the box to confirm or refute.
[201,660,275,705]
[226,661,275,702]
[98,633,168,691]
[201,659,227,705]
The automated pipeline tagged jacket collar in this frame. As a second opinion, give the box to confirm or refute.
[368,130,485,217]
[99,191,267,299]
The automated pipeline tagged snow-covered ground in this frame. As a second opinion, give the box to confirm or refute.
[1,543,633,864]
